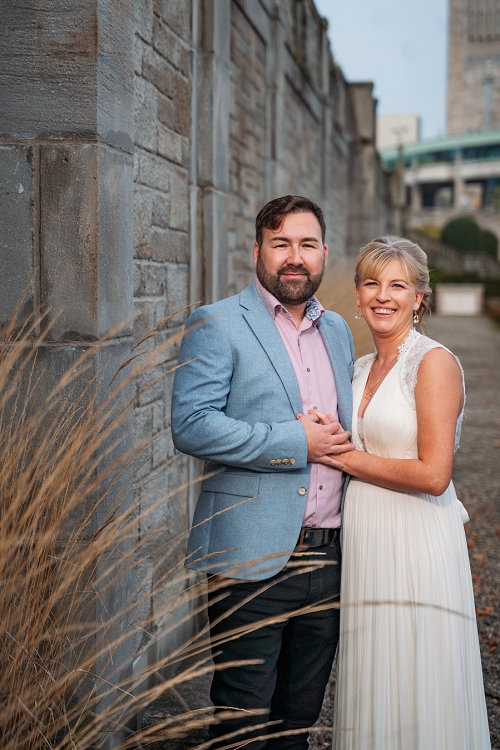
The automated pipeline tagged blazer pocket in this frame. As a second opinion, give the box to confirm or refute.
[201,472,261,498]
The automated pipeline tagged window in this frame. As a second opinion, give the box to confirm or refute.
[467,0,500,42]
[417,149,456,165]
[462,143,500,160]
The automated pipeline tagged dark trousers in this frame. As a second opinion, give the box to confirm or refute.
[207,537,341,750]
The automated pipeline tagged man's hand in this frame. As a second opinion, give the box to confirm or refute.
[297,410,354,469]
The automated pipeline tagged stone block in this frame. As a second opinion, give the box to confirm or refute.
[134,261,168,297]
[134,35,145,76]
[136,149,171,192]
[142,44,179,99]
[0,146,34,329]
[152,429,171,469]
[135,402,154,444]
[202,189,228,302]
[348,82,376,143]
[153,17,190,77]
[98,145,134,334]
[169,167,189,231]
[0,1,98,141]
[135,77,158,153]
[135,0,154,43]
[134,186,154,257]
[202,0,230,59]
[159,0,191,43]
[25,338,135,539]
[157,76,190,137]
[165,263,189,319]
[152,193,170,228]
[136,362,169,407]
[133,297,165,344]
[151,228,189,263]
[40,144,133,341]
[158,124,189,167]
[97,0,135,152]
[0,0,134,152]
[197,55,230,190]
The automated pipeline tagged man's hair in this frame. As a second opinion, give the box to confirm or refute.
[255,195,326,248]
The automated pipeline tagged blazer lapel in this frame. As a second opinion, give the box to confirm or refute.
[317,316,353,432]
[240,285,303,415]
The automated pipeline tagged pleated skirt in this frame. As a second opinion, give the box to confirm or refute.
[332,479,491,750]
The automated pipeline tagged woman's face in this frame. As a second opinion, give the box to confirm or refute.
[355,258,424,338]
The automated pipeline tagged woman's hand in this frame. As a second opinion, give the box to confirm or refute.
[297,409,339,427]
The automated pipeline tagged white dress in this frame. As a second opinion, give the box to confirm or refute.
[332,329,491,750]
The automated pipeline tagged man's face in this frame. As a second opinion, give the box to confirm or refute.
[253,211,328,306]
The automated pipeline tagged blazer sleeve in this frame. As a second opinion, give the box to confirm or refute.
[171,307,308,471]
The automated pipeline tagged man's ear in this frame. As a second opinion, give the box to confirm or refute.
[253,241,259,267]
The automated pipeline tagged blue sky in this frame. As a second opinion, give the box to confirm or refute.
[314,0,449,140]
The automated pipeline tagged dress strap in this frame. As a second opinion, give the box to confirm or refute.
[398,329,465,452]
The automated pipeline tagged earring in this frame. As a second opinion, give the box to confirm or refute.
[413,311,419,324]
[355,307,363,320]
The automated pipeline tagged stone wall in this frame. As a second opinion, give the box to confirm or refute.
[0,0,401,710]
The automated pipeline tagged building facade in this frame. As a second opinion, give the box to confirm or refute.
[448,0,500,133]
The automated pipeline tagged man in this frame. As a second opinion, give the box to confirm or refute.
[171,195,354,750]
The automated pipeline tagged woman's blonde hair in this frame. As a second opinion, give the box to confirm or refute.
[354,235,432,332]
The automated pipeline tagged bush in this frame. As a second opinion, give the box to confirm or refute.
[440,217,498,259]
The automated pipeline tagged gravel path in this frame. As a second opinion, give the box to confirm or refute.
[144,314,500,750]
[312,314,500,750]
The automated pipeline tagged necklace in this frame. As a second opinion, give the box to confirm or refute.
[363,354,399,400]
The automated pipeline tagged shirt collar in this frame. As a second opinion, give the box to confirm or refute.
[254,277,324,324]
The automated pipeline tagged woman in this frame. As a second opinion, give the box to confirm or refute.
[308,237,490,749]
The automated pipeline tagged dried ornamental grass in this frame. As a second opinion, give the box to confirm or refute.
[317,256,374,358]
[0,299,336,750]
[0,300,218,749]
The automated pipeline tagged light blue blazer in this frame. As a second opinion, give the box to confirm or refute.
[171,281,354,580]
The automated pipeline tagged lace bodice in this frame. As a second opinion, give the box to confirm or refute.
[353,328,465,452]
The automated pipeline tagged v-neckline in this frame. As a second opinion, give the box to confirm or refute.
[357,356,400,420]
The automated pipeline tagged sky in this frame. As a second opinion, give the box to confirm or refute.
[314,0,449,140]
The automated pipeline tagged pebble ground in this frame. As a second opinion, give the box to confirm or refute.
[144,314,500,750]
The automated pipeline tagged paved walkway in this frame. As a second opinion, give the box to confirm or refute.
[143,314,500,750]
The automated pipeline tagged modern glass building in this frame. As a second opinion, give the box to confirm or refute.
[380,129,500,211]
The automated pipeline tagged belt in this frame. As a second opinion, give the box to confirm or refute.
[297,527,340,548]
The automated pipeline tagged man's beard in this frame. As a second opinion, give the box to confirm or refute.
[256,253,325,306]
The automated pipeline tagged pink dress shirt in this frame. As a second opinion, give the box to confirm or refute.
[255,278,343,528]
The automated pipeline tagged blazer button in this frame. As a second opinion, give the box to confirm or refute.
[298,487,307,496]
[270,460,276,466]
[276,459,282,465]
[289,459,295,465]
[282,458,289,465]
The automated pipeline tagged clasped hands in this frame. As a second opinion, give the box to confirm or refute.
[297,409,355,470]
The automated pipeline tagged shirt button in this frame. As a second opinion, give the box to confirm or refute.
[307,368,311,372]
[319,485,323,490]
[313,405,317,409]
